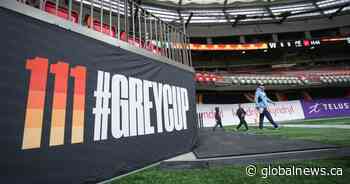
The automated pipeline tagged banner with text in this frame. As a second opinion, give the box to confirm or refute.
[0,8,197,184]
[197,100,305,127]
[301,98,350,119]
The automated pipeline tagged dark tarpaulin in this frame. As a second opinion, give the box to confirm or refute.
[0,8,198,184]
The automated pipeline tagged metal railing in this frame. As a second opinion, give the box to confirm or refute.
[17,0,192,66]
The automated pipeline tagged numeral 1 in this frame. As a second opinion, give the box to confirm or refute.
[22,57,49,149]
[49,62,69,146]
[70,66,86,144]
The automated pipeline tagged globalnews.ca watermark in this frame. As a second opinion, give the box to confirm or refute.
[245,164,343,178]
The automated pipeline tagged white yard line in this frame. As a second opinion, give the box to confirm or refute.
[281,124,350,129]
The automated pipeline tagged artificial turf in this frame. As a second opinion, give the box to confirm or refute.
[115,157,350,184]
[283,117,350,125]
[112,118,350,184]
[227,126,350,146]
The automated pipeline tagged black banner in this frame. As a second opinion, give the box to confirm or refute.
[0,8,197,183]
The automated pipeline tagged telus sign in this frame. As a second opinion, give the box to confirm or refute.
[301,98,350,119]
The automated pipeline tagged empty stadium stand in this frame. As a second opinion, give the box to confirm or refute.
[44,1,78,23]
[85,15,116,37]
[17,0,192,65]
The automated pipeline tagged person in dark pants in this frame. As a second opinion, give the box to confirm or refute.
[213,107,224,131]
[255,83,279,129]
[236,104,248,131]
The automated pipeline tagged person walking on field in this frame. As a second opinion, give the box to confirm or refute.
[255,83,279,129]
[236,104,248,131]
[213,107,224,131]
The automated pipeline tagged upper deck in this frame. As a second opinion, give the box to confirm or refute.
[2,0,193,72]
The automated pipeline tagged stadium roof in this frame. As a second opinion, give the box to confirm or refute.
[138,0,350,24]
[143,0,278,6]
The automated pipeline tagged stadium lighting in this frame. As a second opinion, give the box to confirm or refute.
[135,0,350,24]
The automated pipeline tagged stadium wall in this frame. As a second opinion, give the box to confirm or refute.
[197,98,350,127]
[197,100,305,127]
[0,6,197,184]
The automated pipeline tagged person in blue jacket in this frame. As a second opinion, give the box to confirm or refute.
[255,83,279,129]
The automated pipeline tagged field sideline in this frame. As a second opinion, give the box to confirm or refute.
[112,117,350,184]
[281,117,350,125]
[115,157,350,184]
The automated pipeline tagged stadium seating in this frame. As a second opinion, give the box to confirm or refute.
[85,16,116,37]
[145,41,161,55]
[120,33,161,55]
[120,31,145,48]
[22,0,164,57]
[195,72,350,86]
[195,67,350,88]
[195,72,224,83]
[320,74,350,84]
[215,74,301,86]
[44,1,78,23]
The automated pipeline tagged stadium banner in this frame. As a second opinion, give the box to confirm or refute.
[0,8,197,183]
[197,100,305,127]
[189,43,268,51]
[301,98,350,119]
[268,39,321,49]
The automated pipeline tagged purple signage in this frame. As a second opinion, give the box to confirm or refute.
[301,98,350,119]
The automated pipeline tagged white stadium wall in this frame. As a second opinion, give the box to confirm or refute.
[197,100,305,127]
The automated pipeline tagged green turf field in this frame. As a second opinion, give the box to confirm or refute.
[226,126,350,146]
[283,117,350,125]
[111,119,350,184]
[115,157,350,184]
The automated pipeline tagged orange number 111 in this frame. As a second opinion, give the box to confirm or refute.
[22,57,87,150]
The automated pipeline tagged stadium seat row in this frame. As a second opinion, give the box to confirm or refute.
[43,1,161,55]
[195,72,304,86]
[320,75,350,84]
[196,70,350,87]
[195,73,224,83]
[229,76,303,85]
